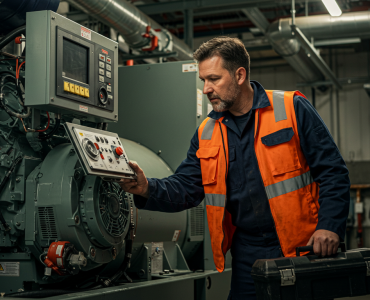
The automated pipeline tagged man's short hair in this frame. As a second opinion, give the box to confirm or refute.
[193,36,250,80]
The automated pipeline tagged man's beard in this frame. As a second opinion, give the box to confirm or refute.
[208,79,241,112]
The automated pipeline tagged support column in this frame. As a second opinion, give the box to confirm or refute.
[184,9,194,50]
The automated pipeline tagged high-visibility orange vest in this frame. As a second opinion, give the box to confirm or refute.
[196,90,320,272]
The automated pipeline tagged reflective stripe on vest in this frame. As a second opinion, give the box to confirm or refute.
[273,90,287,122]
[205,194,225,207]
[201,118,216,140]
[265,171,314,200]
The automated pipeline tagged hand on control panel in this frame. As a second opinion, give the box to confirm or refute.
[119,162,150,199]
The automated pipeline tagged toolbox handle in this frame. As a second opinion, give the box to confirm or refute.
[296,243,346,257]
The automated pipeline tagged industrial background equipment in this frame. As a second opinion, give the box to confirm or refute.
[0,4,231,299]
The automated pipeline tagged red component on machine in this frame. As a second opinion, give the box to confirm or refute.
[115,147,124,156]
[44,241,70,276]
[14,36,23,44]
[94,143,99,150]
[141,26,159,52]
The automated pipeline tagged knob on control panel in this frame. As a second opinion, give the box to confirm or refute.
[98,86,108,105]
[115,147,124,156]
[83,139,99,161]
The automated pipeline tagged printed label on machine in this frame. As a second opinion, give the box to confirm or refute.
[79,105,88,113]
[151,242,164,274]
[207,103,213,115]
[197,89,203,116]
[172,230,181,242]
[0,262,20,277]
[182,63,198,73]
[81,27,91,40]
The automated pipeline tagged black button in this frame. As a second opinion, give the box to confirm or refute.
[95,136,99,142]
[100,137,104,143]
[104,138,108,143]
[113,141,116,144]
[105,148,108,152]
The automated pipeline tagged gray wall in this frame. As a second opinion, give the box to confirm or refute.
[251,49,370,163]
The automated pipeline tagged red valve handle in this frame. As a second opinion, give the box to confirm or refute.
[14,36,22,44]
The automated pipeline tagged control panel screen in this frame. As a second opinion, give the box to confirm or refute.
[63,38,89,84]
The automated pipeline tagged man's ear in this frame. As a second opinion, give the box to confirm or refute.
[235,67,247,85]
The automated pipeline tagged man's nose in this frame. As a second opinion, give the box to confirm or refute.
[203,82,213,94]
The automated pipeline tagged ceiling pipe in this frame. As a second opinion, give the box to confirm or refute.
[65,0,193,61]
[267,10,370,83]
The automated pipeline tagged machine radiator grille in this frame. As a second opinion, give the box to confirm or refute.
[190,202,204,237]
[38,207,58,240]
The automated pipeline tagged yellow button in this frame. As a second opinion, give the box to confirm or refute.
[64,81,70,92]
[80,87,85,96]
[84,88,89,98]
[70,84,75,94]
[75,85,80,95]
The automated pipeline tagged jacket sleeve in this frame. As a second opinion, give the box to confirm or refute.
[294,95,350,240]
[133,127,205,212]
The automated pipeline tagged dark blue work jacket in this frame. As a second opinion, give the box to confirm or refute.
[134,81,350,242]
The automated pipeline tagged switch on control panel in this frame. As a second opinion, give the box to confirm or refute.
[65,123,136,180]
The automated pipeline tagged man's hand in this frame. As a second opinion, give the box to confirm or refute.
[119,162,150,198]
[307,229,340,256]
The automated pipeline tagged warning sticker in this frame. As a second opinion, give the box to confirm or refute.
[56,258,63,267]
[172,230,181,242]
[56,245,63,256]
[182,63,198,73]
[0,262,20,277]
[207,103,213,115]
[81,27,91,40]
[197,89,203,116]
[79,105,88,113]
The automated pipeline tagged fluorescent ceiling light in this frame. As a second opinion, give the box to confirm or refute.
[322,0,342,16]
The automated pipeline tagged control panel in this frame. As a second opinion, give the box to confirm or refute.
[65,123,136,180]
[25,10,118,122]
[55,31,116,113]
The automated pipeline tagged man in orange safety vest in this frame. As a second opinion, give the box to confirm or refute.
[120,37,350,300]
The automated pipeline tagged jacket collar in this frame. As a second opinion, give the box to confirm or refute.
[208,80,270,121]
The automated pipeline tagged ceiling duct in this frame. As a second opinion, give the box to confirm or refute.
[66,0,193,61]
[267,11,370,83]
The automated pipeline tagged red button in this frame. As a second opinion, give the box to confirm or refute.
[100,153,105,159]
[94,143,99,150]
[115,147,124,156]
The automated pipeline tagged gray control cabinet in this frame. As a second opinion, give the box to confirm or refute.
[109,61,209,172]
[25,10,119,122]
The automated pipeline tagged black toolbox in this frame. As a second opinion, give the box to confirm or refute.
[251,245,370,300]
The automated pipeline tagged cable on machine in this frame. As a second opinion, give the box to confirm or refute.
[0,149,23,232]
